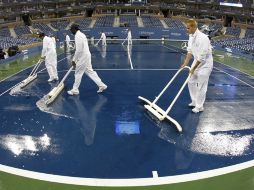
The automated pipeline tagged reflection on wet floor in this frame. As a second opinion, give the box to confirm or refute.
[0,44,254,179]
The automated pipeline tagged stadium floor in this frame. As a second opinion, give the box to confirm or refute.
[0,42,254,190]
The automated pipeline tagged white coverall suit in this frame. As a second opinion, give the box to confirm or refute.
[41,36,58,81]
[66,34,70,49]
[72,30,106,93]
[187,29,213,109]
[127,31,132,45]
[101,32,107,46]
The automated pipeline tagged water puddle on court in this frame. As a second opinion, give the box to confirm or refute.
[159,125,254,156]
[158,101,254,157]
[36,95,74,119]
[9,79,44,97]
[190,132,254,156]
[0,134,60,156]
[9,84,31,96]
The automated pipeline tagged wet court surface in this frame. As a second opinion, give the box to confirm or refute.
[0,42,254,180]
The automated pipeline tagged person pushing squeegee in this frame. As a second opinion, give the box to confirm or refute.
[138,66,191,133]
[19,59,44,88]
[45,65,74,106]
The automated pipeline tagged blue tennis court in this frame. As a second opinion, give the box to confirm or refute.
[0,41,254,184]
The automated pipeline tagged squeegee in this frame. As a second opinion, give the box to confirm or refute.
[138,66,191,132]
[45,66,74,106]
[20,59,43,88]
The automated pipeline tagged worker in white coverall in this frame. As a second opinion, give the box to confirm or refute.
[181,19,213,113]
[68,24,107,95]
[65,33,70,49]
[39,33,58,82]
[96,32,107,46]
[127,29,132,45]
[122,29,132,46]
[51,35,56,48]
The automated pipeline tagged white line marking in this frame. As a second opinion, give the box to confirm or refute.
[96,68,178,71]
[46,68,179,73]
[0,159,254,187]
[122,44,134,69]
[161,44,181,53]
[214,57,254,79]
[214,66,254,89]
[127,47,134,69]
[162,45,254,81]
[0,55,70,97]
[152,171,159,178]
[0,52,65,83]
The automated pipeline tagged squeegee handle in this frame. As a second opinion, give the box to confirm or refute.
[122,38,127,45]
[165,66,191,114]
[96,38,101,45]
[29,59,43,76]
[152,66,191,106]
[59,66,74,84]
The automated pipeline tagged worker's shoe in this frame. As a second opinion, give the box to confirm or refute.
[188,102,196,107]
[48,78,54,82]
[67,89,79,95]
[192,107,204,113]
[97,85,107,93]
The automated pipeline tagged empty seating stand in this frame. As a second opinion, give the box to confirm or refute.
[75,18,92,30]
[119,15,138,27]
[51,20,70,30]
[94,16,115,27]
[32,23,54,35]
[141,16,163,28]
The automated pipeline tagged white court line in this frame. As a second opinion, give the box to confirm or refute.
[161,44,254,88]
[214,66,254,89]
[39,68,219,74]
[0,52,65,84]
[152,171,159,178]
[0,55,70,97]
[40,68,180,73]
[96,68,179,71]
[127,46,134,69]
[36,54,73,74]
[161,44,183,53]
[214,55,254,79]
[0,159,254,187]
[162,42,254,78]
[122,44,133,69]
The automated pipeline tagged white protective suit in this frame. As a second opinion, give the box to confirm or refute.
[101,32,107,46]
[187,29,213,109]
[127,30,132,45]
[51,37,56,48]
[66,34,70,49]
[72,30,106,93]
[41,36,58,80]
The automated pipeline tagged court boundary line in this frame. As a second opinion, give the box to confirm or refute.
[0,159,253,187]
[0,43,254,186]
[121,44,133,69]
[214,55,254,79]
[37,68,181,74]
[161,44,181,53]
[0,52,65,83]
[161,44,254,88]
[0,54,70,97]
[127,46,134,69]
[214,66,254,89]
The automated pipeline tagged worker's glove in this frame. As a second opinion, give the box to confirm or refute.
[189,68,195,75]
[72,61,76,69]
